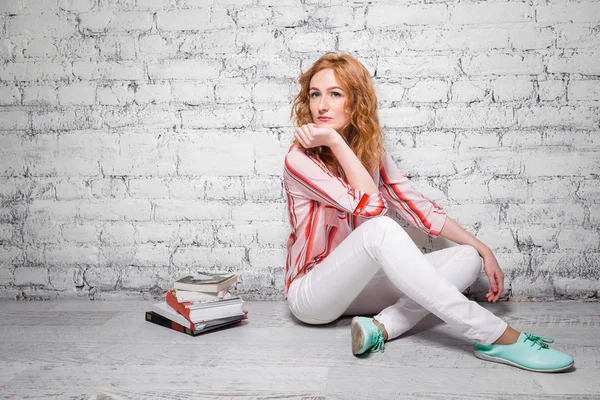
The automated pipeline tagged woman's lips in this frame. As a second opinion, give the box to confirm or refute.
[318,117,332,121]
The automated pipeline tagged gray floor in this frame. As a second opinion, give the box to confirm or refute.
[0,299,599,400]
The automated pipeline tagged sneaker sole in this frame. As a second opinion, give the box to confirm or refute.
[474,350,574,373]
[350,317,365,355]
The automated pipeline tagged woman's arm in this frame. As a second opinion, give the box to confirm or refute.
[439,216,492,257]
[329,135,379,194]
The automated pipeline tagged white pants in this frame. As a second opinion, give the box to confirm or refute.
[287,216,508,345]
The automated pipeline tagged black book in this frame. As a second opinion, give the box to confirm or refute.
[145,311,245,336]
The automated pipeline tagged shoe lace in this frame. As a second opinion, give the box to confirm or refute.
[369,324,385,353]
[524,333,555,350]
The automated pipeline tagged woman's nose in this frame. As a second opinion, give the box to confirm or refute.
[319,96,329,111]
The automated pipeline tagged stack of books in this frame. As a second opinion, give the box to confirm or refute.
[145,271,247,336]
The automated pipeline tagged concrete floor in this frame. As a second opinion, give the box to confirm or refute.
[0,299,599,399]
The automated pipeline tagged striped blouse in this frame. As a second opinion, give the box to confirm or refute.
[282,144,448,299]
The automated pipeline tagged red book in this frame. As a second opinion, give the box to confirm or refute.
[165,290,246,322]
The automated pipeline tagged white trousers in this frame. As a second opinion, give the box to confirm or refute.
[287,216,508,345]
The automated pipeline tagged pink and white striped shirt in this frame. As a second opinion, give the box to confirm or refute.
[282,144,447,299]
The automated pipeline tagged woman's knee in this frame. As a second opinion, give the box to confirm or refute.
[287,301,338,325]
[458,245,484,282]
[361,216,410,247]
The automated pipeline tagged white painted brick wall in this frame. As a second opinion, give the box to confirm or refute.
[0,0,598,301]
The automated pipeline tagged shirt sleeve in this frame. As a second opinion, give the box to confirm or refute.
[284,146,388,218]
[379,150,447,237]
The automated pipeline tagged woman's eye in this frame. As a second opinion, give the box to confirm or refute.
[310,92,319,98]
[331,92,341,97]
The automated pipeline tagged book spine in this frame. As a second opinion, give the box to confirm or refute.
[145,312,195,336]
[165,290,193,321]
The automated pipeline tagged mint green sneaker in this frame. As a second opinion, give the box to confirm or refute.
[351,316,385,355]
[474,332,574,372]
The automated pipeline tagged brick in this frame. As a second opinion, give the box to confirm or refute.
[24,221,62,244]
[134,244,170,266]
[443,204,501,225]
[516,228,558,251]
[73,62,145,80]
[467,29,510,50]
[379,55,458,77]
[29,199,78,220]
[548,53,600,75]
[504,204,585,226]
[181,105,253,129]
[23,86,57,106]
[435,107,515,129]
[517,106,598,129]
[59,0,96,12]
[537,2,600,23]
[168,178,206,200]
[19,37,56,59]
[173,82,214,104]
[157,8,233,30]
[450,2,531,24]
[101,223,136,245]
[79,11,153,32]
[138,34,176,55]
[256,221,289,246]
[97,83,134,106]
[500,130,541,147]
[530,178,578,202]
[488,178,528,201]
[14,267,48,286]
[248,247,287,268]
[405,81,449,103]
[374,82,405,102]
[58,84,96,106]
[492,77,533,102]
[135,222,179,244]
[172,246,245,269]
[134,84,171,104]
[8,14,76,37]
[178,221,215,246]
[79,200,151,221]
[407,29,466,51]
[288,32,336,53]
[447,177,489,201]
[98,35,137,60]
[180,31,239,55]
[568,80,600,101]
[62,224,98,243]
[0,223,13,242]
[310,6,361,29]
[128,178,169,198]
[231,202,286,221]
[205,176,244,200]
[245,177,283,201]
[474,226,516,252]
[450,80,489,103]
[48,266,84,291]
[557,25,600,49]
[463,53,543,76]
[32,109,103,132]
[379,107,433,128]
[255,104,295,128]
[416,130,455,148]
[272,6,307,27]
[214,81,250,104]
[154,200,231,221]
[45,244,100,265]
[236,7,272,28]
[22,0,58,13]
[1,62,72,81]
[367,5,447,27]
[0,111,29,130]
[216,224,257,246]
[147,60,220,80]
[538,80,565,101]
[577,179,600,202]
[0,85,19,105]
[510,27,553,50]
[252,82,293,103]
[558,229,600,251]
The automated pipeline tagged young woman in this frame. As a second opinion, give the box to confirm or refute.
[282,52,574,373]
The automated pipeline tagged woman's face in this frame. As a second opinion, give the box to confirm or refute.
[308,68,350,133]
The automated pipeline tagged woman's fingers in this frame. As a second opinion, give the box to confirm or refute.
[295,129,308,148]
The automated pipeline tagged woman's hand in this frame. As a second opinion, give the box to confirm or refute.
[294,123,338,149]
[482,251,504,303]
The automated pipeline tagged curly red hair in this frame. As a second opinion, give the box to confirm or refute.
[290,52,385,177]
